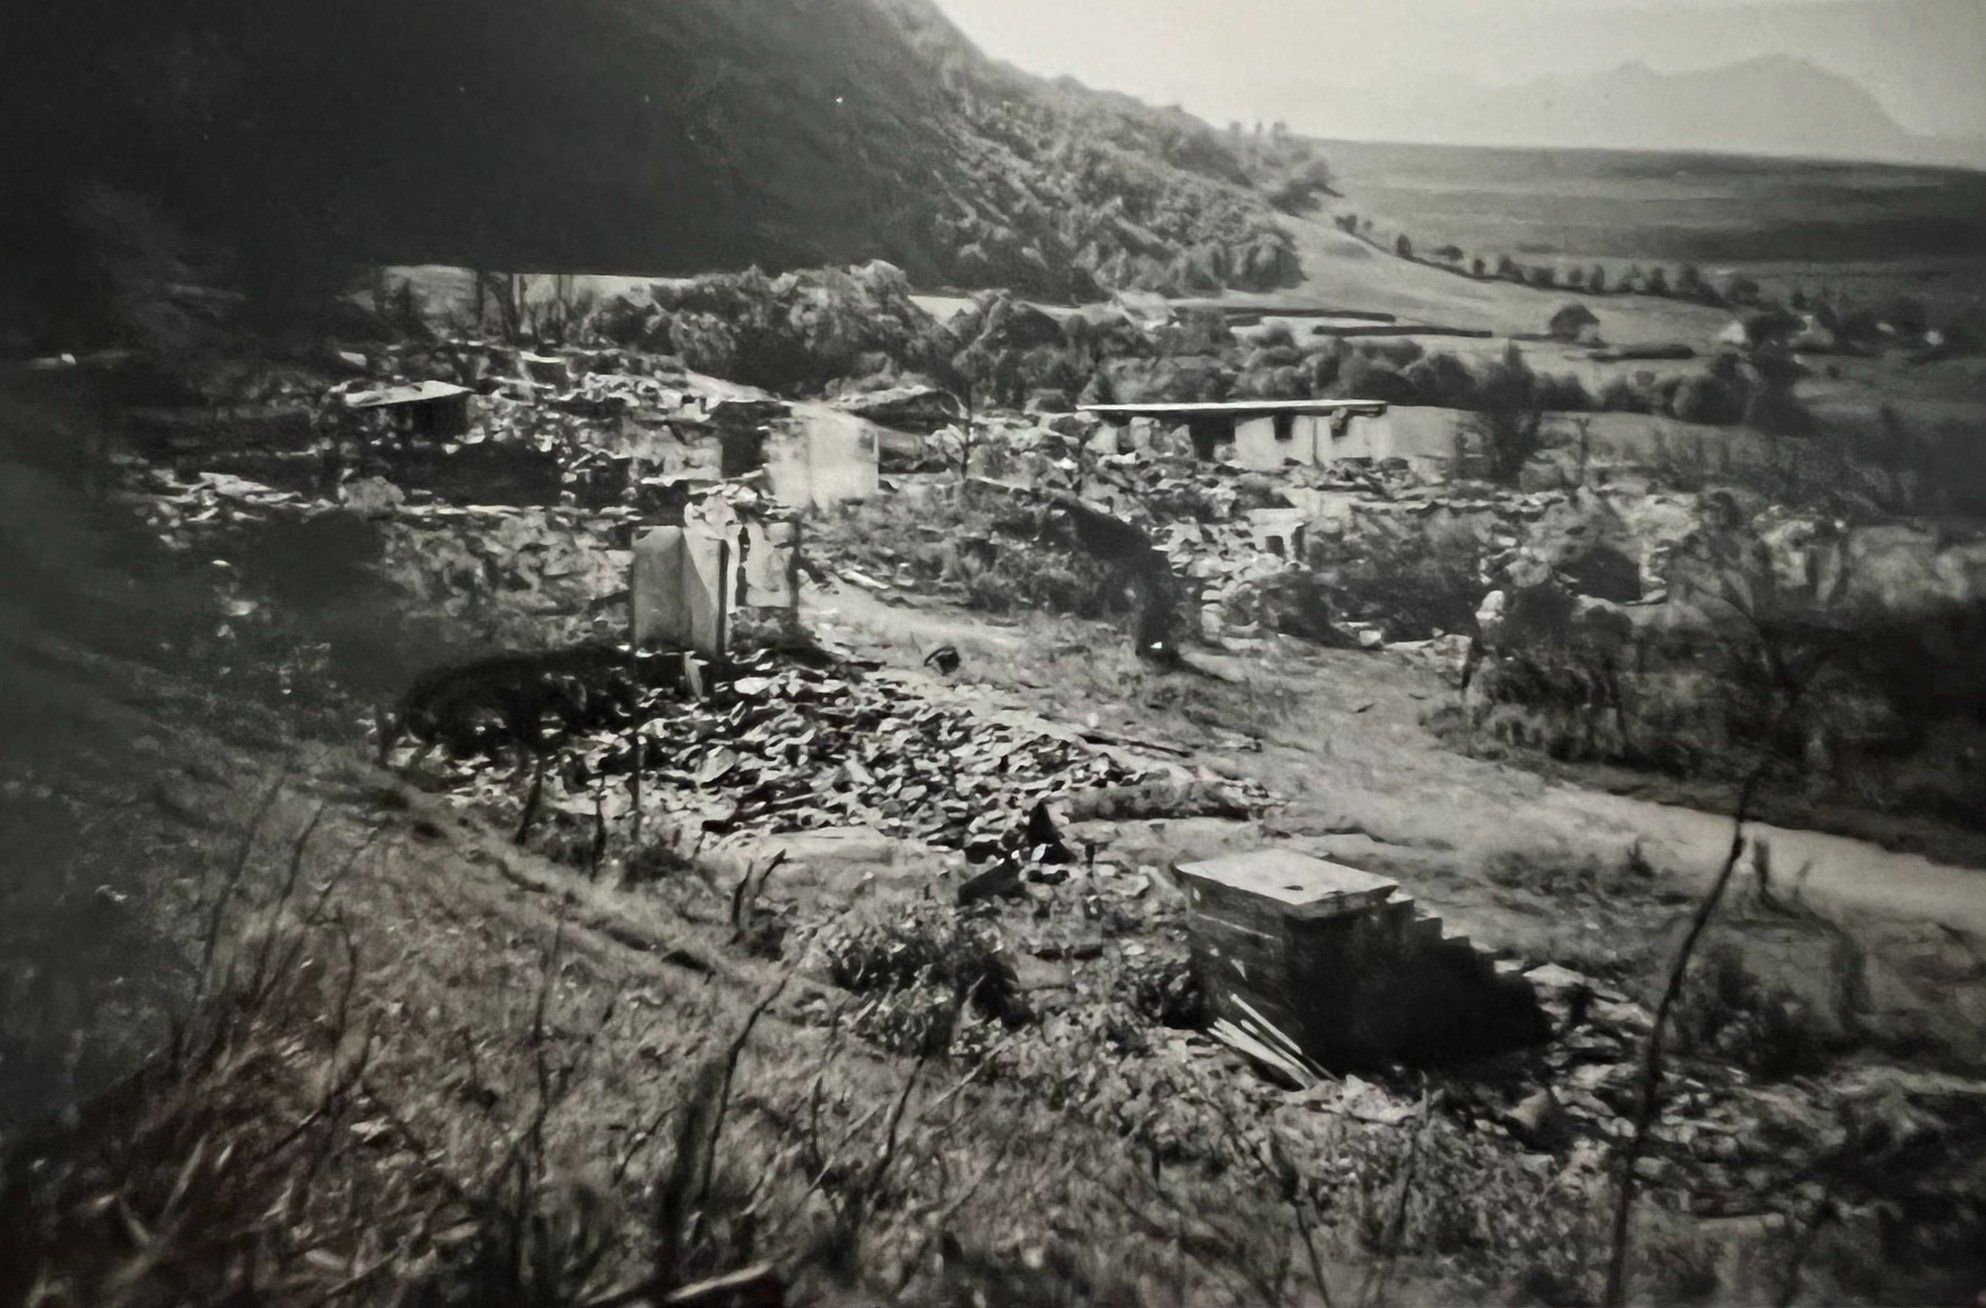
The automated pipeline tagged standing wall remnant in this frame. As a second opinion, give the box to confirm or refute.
[630,491,801,659]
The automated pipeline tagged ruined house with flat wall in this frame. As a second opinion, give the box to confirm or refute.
[1082,399,1458,478]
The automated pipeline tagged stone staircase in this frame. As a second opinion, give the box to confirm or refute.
[1178,851,1551,1073]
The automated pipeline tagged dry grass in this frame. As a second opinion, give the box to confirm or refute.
[7,734,1962,1308]
[0,790,1359,1306]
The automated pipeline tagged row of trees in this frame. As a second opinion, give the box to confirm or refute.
[1333,211,1944,324]
[920,294,1819,448]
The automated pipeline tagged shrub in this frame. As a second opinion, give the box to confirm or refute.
[1359,337,1425,369]
[1243,343,1303,371]
[1884,295,1929,337]
[1473,344,1548,481]
[1600,376,1654,413]
[1673,944,1833,1079]
[821,905,1031,1053]
[1308,342,1346,393]
[1548,302,1600,343]
[1338,355,1417,404]
[1233,362,1311,400]
[1247,320,1294,351]
[1670,373,1746,426]
[1535,372,1594,413]
[1319,524,1488,637]
[1676,264,1720,305]
[1402,352,1479,408]
[1743,380,1817,437]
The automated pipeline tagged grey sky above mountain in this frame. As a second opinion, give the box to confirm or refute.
[935,0,1986,160]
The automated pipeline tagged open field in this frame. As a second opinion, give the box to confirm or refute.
[1320,139,1986,316]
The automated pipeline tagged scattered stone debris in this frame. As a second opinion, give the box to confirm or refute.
[396,647,1265,865]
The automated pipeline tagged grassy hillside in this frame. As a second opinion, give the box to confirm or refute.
[1,0,1307,345]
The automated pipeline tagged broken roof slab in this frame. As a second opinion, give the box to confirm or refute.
[1176,849,1401,920]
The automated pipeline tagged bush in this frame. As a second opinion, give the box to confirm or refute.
[1155,307,1234,356]
[1359,337,1425,369]
[1338,355,1418,405]
[1318,526,1488,637]
[1308,343,1346,394]
[1884,295,1929,337]
[1473,344,1549,481]
[1673,944,1834,1080]
[1251,321,1297,351]
[1535,372,1594,413]
[1548,302,1600,343]
[1670,373,1747,426]
[1232,362,1311,400]
[1242,343,1303,371]
[1402,352,1479,408]
[1743,380,1817,437]
[821,906,1031,1053]
[1676,264,1722,305]
[1600,376,1654,413]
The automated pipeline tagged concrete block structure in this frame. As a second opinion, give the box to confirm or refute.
[1177,849,1549,1071]
[344,380,474,442]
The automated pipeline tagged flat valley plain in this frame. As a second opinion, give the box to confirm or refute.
[1321,138,1986,314]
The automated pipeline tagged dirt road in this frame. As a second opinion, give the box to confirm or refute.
[816,579,1986,1055]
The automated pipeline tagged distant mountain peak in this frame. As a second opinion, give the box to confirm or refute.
[1412,54,1914,162]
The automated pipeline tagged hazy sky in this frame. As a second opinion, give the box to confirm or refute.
[935,0,1986,145]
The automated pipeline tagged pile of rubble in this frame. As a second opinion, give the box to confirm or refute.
[125,467,313,547]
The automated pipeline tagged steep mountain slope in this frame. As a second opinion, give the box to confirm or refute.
[2,0,1302,338]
